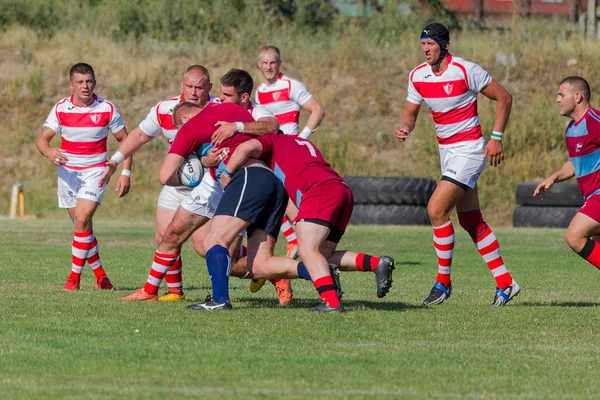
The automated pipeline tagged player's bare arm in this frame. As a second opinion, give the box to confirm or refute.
[159,153,185,186]
[301,97,325,136]
[99,126,153,187]
[36,127,68,166]
[481,80,512,167]
[220,139,264,189]
[211,117,279,146]
[112,127,132,198]
[534,161,576,197]
[396,102,421,142]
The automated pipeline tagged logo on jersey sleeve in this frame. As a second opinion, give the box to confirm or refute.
[443,83,453,95]
[90,113,101,124]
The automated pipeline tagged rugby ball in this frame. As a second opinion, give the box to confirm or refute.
[178,154,204,188]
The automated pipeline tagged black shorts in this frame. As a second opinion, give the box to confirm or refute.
[215,166,288,239]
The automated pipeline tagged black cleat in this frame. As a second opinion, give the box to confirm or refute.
[422,282,452,305]
[310,302,345,312]
[329,263,344,300]
[186,295,232,311]
[374,256,396,298]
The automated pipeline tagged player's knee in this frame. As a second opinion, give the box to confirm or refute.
[564,229,585,252]
[427,202,449,224]
[194,241,206,258]
[458,210,485,239]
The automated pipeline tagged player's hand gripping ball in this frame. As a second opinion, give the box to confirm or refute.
[178,154,204,187]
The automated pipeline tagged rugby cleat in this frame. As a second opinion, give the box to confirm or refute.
[492,280,521,306]
[374,256,395,298]
[273,279,293,306]
[423,282,452,305]
[96,275,115,290]
[63,277,80,291]
[186,295,232,311]
[311,301,345,313]
[158,292,185,302]
[329,263,344,300]
[117,288,158,302]
[249,279,267,293]
[286,243,299,260]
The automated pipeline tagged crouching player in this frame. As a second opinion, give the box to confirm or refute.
[220,133,396,312]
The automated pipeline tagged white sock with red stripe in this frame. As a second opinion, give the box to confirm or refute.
[70,230,94,282]
[86,231,107,278]
[459,210,512,289]
[143,251,179,295]
[280,216,298,245]
[164,255,184,295]
[433,221,454,288]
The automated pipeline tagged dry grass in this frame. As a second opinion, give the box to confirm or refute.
[1,17,599,225]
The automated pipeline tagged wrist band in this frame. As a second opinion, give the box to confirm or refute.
[491,130,503,141]
[121,169,131,177]
[223,169,233,178]
[110,151,125,165]
[235,122,244,133]
[200,156,208,168]
[299,126,312,140]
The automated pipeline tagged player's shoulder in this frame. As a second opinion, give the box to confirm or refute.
[52,97,71,109]
[281,73,306,88]
[409,62,429,81]
[586,108,600,125]
[450,55,484,72]
[156,95,182,110]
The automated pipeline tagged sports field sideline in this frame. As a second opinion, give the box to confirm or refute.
[1,219,599,399]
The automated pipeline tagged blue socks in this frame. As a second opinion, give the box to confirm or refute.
[296,262,312,281]
[206,245,231,303]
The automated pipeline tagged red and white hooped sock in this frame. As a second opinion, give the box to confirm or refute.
[143,251,179,295]
[164,255,184,295]
[433,221,454,288]
[280,216,298,245]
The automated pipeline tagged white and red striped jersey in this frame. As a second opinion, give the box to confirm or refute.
[255,73,312,135]
[407,54,491,147]
[43,94,125,170]
[138,94,218,142]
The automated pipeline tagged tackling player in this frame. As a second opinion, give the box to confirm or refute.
[396,22,519,306]
[220,133,397,312]
[36,62,132,291]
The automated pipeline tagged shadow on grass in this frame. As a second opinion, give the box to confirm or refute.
[400,261,424,266]
[236,296,426,311]
[517,301,600,308]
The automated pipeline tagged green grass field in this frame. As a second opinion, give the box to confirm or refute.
[2,219,600,399]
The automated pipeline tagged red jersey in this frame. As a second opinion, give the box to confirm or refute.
[256,133,344,208]
[169,102,256,180]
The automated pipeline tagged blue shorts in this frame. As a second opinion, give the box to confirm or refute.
[215,166,288,239]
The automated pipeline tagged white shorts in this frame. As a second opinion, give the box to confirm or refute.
[157,185,193,211]
[180,172,223,218]
[57,167,106,208]
[439,139,486,189]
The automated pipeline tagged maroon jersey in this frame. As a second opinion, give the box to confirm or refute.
[256,133,344,208]
[169,102,256,180]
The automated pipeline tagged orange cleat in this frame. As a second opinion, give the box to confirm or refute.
[117,288,158,302]
[63,277,80,291]
[272,279,293,306]
[96,275,115,290]
[286,243,299,260]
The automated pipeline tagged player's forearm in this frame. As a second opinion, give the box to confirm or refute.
[242,120,279,136]
[552,161,576,183]
[115,127,153,159]
[493,91,513,133]
[305,104,325,131]
[113,128,134,171]
[225,142,262,175]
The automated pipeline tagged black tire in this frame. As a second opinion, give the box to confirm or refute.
[350,205,430,225]
[512,206,578,228]
[515,182,583,207]
[344,176,437,206]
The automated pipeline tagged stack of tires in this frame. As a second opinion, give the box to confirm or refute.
[513,182,582,228]
[344,176,436,225]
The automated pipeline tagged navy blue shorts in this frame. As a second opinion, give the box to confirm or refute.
[215,166,288,239]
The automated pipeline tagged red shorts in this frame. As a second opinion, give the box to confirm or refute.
[296,180,354,235]
[580,194,600,223]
